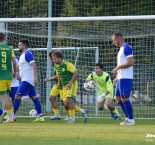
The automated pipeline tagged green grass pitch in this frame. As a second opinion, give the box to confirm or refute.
[0,118,155,145]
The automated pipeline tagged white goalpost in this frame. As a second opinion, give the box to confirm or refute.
[0,15,155,119]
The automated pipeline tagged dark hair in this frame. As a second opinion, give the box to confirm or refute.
[112,32,123,39]
[19,39,29,47]
[52,51,63,59]
[49,50,55,58]
[95,63,103,69]
[0,32,5,41]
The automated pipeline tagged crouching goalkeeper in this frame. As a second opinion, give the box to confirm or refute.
[84,63,121,120]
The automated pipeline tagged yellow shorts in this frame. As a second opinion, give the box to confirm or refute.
[62,81,78,101]
[50,85,63,100]
[0,80,11,94]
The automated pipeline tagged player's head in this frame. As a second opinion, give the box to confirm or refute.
[0,32,5,42]
[111,32,124,47]
[49,50,55,65]
[52,51,63,64]
[94,63,103,75]
[18,39,29,53]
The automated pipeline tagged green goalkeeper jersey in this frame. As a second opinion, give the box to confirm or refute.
[54,60,77,86]
[86,71,113,96]
[0,44,15,80]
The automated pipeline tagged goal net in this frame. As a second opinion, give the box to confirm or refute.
[0,17,155,119]
[13,47,99,117]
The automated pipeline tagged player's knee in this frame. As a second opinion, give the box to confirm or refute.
[114,96,121,102]
[15,95,22,99]
[30,96,37,100]
[121,97,129,102]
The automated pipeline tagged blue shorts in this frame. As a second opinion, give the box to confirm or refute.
[16,81,37,97]
[9,87,18,100]
[115,79,133,98]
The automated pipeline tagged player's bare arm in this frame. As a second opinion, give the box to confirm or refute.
[111,57,134,74]
[31,62,37,84]
[12,57,17,78]
[66,71,78,89]
[44,76,58,82]
[56,75,61,89]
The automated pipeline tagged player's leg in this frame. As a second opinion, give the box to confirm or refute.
[49,85,61,120]
[63,103,70,121]
[4,86,19,120]
[114,79,128,120]
[104,98,121,120]
[72,81,88,123]
[63,87,75,123]
[68,81,88,122]
[0,80,15,123]
[120,79,135,126]
[0,108,5,123]
[60,92,70,121]
[14,82,29,114]
[29,85,44,122]
[10,86,18,104]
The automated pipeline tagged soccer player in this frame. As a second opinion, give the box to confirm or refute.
[84,63,121,120]
[52,51,88,123]
[45,51,62,120]
[13,39,44,122]
[111,32,135,125]
[10,55,20,103]
[4,54,20,120]
[0,32,16,123]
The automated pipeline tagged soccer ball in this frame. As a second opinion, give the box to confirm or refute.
[29,109,38,117]
[84,80,96,90]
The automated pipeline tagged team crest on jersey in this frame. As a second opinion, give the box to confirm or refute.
[62,68,65,72]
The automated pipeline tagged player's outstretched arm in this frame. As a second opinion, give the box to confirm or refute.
[44,76,58,82]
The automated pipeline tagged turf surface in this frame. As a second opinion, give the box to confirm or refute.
[0,118,155,145]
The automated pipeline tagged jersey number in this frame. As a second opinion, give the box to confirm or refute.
[1,52,6,63]
[1,52,7,70]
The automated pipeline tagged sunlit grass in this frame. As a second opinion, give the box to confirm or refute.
[0,118,155,145]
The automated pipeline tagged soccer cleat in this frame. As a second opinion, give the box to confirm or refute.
[0,113,5,123]
[113,115,121,120]
[110,111,115,119]
[4,115,8,120]
[64,116,70,121]
[49,115,61,120]
[5,117,16,123]
[66,119,76,124]
[83,109,88,123]
[33,117,45,122]
[120,119,135,126]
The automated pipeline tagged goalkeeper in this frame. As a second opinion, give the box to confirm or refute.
[84,63,121,120]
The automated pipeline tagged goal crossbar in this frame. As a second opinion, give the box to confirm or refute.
[0,15,155,22]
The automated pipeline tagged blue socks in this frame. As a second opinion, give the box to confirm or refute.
[123,100,133,119]
[14,98,43,117]
[118,101,128,118]
[14,99,21,114]
[33,98,43,117]
[0,109,3,115]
